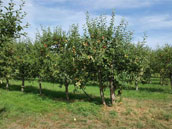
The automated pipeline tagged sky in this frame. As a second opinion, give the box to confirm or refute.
[2,0,172,49]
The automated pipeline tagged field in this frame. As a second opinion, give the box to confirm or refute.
[0,78,172,129]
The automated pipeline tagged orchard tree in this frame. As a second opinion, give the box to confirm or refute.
[142,48,154,84]
[33,30,55,95]
[52,25,82,100]
[154,48,169,85]
[155,44,172,89]
[61,25,82,100]
[15,40,34,92]
[81,14,110,105]
[51,28,71,100]
[105,19,133,105]
[0,0,27,41]
[0,0,28,88]
[81,12,133,105]
[0,40,16,89]
[128,41,149,91]
[35,27,69,97]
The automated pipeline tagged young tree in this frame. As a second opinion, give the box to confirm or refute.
[127,40,149,91]
[33,34,53,95]
[0,0,28,88]
[0,41,16,89]
[81,14,110,105]
[142,48,153,84]
[60,25,82,100]
[82,12,133,105]
[32,27,67,95]
[15,40,34,92]
[105,19,133,104]
[155,44,172,89]
[52,25,82,100]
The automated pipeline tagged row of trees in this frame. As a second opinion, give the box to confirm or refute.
[0,0,172,105]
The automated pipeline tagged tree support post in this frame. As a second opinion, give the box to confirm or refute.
[39,79,42,95]
[135,80,138,91]
[65,82,69,100]
[110,79,115,105]
[21,77,25,92]
[6,78,9,90]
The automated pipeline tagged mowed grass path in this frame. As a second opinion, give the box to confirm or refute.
[0,78,172,129]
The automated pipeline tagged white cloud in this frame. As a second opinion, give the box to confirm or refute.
[22,0,126,40]
[81,0,151,9]
[36,0,153,9]
[127,14,172,48]
[25,1,86,39]
[132,34,172,49]
[146,35,172,49]
[28,4,86,37]
[2,0,172,48]
[24,0,172,48]
[141,15,172,29]
[127,14,172,32]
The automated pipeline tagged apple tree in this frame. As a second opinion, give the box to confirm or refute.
[155,44,172,89]
[0,0,28,88]
[14,40,35,92]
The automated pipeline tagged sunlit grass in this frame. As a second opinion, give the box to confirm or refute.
[0,78,172,129]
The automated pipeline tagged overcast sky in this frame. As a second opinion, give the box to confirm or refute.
[3,0,172,49]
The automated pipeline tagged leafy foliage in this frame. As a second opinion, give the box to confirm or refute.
[0,0,171,106]
[0,0,28,88]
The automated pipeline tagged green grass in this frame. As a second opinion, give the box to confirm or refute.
[0,78,172,129]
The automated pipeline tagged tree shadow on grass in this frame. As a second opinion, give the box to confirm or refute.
[151,77,170,85]
[0,107,6,115]
[123,85,170,93]
[150,82,161,85]
[0,83,108,105]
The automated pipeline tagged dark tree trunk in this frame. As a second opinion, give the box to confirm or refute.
[21,77,25,92]
[135,80,138,91]
[81,88,92,100]
[6,78,9,90]
[98,70,106,105]
[65,82,69,100]
[100,86,106,105]
[39,80,42,95]
[110,79,115,105]
[98,69,106,105]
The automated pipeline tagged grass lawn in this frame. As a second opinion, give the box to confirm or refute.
[0,78,172,129]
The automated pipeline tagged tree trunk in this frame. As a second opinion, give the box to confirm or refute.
[135,81,138,91]
[160,76,163,85]
[110,79,115,105]
[170,74,172,90]
[98,70,106,105]
[39,80,42,95]
[100,86,106,105]
[21,77,25,92]
[81,87,92,100]
[65,82,69,100]
[150,80,152,84]
[6,78,9,90]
